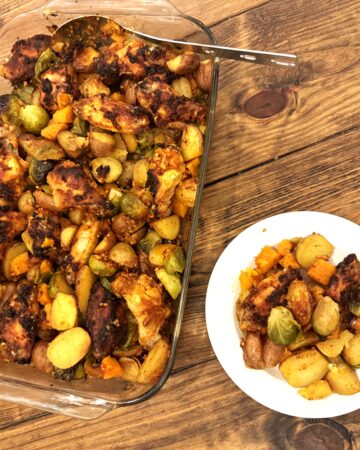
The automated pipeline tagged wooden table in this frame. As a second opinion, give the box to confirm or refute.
[1,0,360,448]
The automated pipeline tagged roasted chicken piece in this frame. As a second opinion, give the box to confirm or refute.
[326,254,360,302]
[27,207,60,259]
[136,77,207,126]
[96,40,167,85]
[0,34,51,85]
[73,94,149,133]
[40,64,79,111]
[0,123,19,152]
[0,149,28,210]
[47,160,106,210]
[112,272,171,349]
[241,332,285,369]
[0,211,26,258]
[237,269,300,333]
[86,282,126,359]
[0,283,38,363]
[148,146,185,218]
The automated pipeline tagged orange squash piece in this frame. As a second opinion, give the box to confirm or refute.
[101,356,124,379]
[307,259,336,285]
[255,245,281,274]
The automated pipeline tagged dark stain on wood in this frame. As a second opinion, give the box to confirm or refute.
[283,419,353,450]
[242,89,288,118]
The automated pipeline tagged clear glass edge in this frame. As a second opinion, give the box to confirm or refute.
[0,10,219,419]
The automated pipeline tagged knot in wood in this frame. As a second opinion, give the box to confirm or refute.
[243,89,288,119]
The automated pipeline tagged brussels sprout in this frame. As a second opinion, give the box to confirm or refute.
[342,334,360,368]
[49,272,74,298]
[155,267,182,300]
[138,231,162,254]
[35,48,58,81]
[137,130,154,149]
[91,156,123,183]
[18,134,65,160]
[88,255,117,277]
[312,296,339,336]
[267,306,301,345]
[57,130,88,159]
[18,191,35,214]
[123,310,139,348]
[71,117,89,136]
[120,192,148,219]
[109,242,138,269]
[29,158,53,185]
[0,94,22,126]
[164,247,186,274]
[349,284,360,316]
[20,104,49,134]
[13,84,35,104]
[287,330,319,351]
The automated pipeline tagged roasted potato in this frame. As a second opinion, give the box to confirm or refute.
[47,327,91,369]
[325,361,360,395]
[137,338,170,384]
[295,233,333,269]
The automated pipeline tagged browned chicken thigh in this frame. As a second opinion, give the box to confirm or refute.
[0,283,39,363]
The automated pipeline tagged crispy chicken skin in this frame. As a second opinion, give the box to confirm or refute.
[136,77,207,126]
[27,207,60,259]
[86,282,126,359]
[237,269,300,333]
[148,146,185,218]
[326,254,360,302]
[0,149,28,210]
[0,34,51,85]
[0,283,38,363]
[47,160,106,210]
[112,272,170,349]
[40,64,79,111]
[73,94,149,133]
[0,211,26,258]
[96,40,167,85]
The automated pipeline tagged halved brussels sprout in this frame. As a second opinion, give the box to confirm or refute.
[71,118,88,136]
[91,156,123,183]
[13,84,35,104]
[49,272,74,298]
[267,306,301,345]
[138,231,162,254]
[312,296,339,337]
[35,48,58,80]
[108,187,123,207]
[155,267,181,300]
[20,105,49,134]
[163,247,186,274]
[88,254,117,277]
[57,130,88,158]
[120,192,148,219]
[29,158,53,185]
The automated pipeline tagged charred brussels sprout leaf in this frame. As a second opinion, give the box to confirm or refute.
[71,117,89,136]
[35,48,58,81]
[29,158,53,185]
[120,192,148,219]
[13,84,35,104]
[138,230,162,253]
[268,306,301,345]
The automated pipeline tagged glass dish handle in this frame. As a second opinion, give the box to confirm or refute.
[0,378,114,419]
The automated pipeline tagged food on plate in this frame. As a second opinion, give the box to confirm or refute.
[0,20,213,383]
[237,233,360,398]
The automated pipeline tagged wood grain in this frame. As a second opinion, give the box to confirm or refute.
[204,0,360,184]
[1,359,359,450]
[1,0,360,448]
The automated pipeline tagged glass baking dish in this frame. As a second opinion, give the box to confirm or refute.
[0,0,219,419]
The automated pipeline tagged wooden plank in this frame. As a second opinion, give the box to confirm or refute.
[204,0,360,183]
[0,359,358,449]
[0,403,47,430]
[0,0,269,28]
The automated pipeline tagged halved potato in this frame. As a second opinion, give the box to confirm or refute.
[279,349,329,387]
[76,265,97,314]
[2,242,27,280]
[151,215,180,240]
[295,233,333,269]
[50,292,78,331]
[326,361,360,395]
[47,327,91,369]
[137,338,170,384]
[180,125,203,161]
[60,225,78,250]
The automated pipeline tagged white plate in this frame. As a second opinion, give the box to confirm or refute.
[205,211,360,418]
